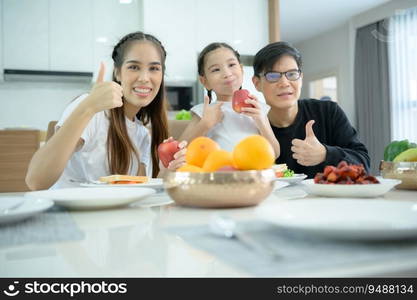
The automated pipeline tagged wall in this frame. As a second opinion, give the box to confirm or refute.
[295,0,417,127]
[0,82,90,130]
[348,0,417,126]
[351,0,417,28]
[295,24,352,122]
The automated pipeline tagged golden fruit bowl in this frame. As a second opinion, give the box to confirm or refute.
[379,161,417,190]
[163,169,275,208]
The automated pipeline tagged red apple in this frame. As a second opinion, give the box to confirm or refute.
[232,89,255,113]
[158,140,180,168]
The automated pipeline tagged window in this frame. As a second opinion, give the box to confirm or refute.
[309,76,338,102]
[389,6,417,142]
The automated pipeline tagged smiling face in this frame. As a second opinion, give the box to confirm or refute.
[200,47,243,101]
[253,55,302,111]
[115,41,163,114]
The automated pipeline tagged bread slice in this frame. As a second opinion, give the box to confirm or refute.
[272,164,288,172]
[272,164,288,177]
[99,175,149,184]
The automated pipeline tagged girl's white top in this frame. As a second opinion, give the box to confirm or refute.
[51,94,152,189]
[190,101,270,151]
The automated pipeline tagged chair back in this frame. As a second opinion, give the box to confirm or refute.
[46,121,58,142]
[0,130,40,192]
[168,120,191,141]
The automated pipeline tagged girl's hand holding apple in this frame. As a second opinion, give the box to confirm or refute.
[232,89,255,113]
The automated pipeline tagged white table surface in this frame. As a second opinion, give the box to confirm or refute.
[1,185,417,278]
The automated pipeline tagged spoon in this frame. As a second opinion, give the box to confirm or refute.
[209,215,280,261]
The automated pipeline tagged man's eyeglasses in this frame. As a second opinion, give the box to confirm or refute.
[263,70,301,82]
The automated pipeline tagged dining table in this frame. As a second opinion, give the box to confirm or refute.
[1,182,417,278]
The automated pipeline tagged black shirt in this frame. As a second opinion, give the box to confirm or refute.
[271,99,370,178]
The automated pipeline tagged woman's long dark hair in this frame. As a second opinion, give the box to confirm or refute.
[108,31,168,177]
[197,42,241,103]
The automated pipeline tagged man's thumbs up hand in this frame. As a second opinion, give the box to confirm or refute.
[291,120,326,166]
[305,120,316,139]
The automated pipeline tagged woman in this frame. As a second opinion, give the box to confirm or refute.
[26,31,185,190]
[252,41,370,178]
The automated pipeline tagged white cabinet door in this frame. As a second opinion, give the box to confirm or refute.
[197,0,268,55]
[143,0,197,82]
[3,0,49,70]
[49,0,93,72]
[136,0,268,81]
[195,0,235,52]
[142,0,212,82]
[92,0,142,80]
[232,0,268,55]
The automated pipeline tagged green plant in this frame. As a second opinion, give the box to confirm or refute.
[383,140,417,161]
[175,110,192,120]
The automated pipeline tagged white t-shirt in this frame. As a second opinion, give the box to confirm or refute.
[51,94,152,189]
[190,101,270,151]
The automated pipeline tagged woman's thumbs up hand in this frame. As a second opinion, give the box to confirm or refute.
[86,62,124,113]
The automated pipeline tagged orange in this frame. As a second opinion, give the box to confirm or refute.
[233,135,275,170]
[177,164,204,172]
[202,150,234,172]
[185,137,220,168]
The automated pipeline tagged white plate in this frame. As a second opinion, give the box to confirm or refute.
[0,197,53,224]
[301,178,401,198]
[274,185,308,200]
[256,199,417,241]
[25,187,155,210]
[0,197,25,212]
[79,178,163,189]
[274,181,289,191]
[275,174,307,185]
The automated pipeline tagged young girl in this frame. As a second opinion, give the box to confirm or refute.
[180,43,280,156]
[26,31,186,190]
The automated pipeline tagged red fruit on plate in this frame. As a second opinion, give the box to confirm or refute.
[157,140,180,168]
[232,89,255,113]
[327,171,340,182]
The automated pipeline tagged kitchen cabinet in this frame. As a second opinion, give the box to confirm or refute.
[143,0,268,82]
[231,0,268,55]
[3,0,49,70]
[195,0,235,51]
[195,0,268,55]
[2,0,266,80]
[143,0,197,82]
[91,0,142,79]
[49,0,93,72]
[2,0,142,75]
